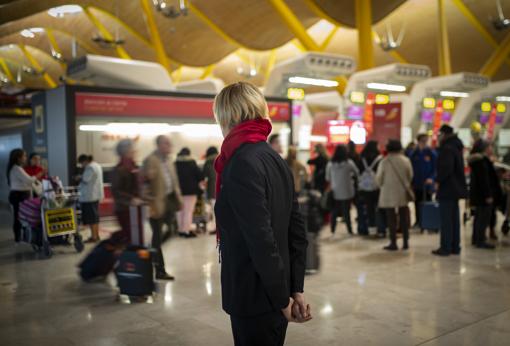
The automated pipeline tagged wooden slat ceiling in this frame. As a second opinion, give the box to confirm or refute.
[0,0,509,91]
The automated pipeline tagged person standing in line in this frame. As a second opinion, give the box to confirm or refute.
[326,144,359,236]
[142,135,183,280]
[268,133,283,155]
[7,149,36,243]
[432,125,468,257]
[24,153,46,181]
[376,140,413,251]
[307,143,329,193]
[111,139,143,244]
[203,146,219,235]
[77,154,104,243]
[347,141,365,235]
[468,140,502,249]
[175,147,204,238]
[410,133,437,228]
[358,140,384,236]
[213,82,311,346]
[286,146,309,194]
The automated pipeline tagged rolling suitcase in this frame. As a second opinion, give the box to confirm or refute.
[115,246,154,297]
[305,232,320,274]
[79,239,117,282]
[420,201,440,232]
[115,205,155,297]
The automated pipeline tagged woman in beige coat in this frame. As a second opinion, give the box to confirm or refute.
[376,140,414,251]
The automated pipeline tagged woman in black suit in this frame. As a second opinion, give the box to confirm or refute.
[213,82,311,346]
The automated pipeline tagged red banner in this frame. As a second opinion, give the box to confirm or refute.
[371,103,402,149]
[431,100,443,148]
[75,92,290,122]
[487,104,497,140]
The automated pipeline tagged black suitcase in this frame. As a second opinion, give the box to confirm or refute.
[305,232,320,273]
[115,246,154,297]
[79,240,117,282]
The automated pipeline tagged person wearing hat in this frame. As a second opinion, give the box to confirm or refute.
[432,125,468,256]
[468,140,502,249]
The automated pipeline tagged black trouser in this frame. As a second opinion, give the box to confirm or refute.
[8,190,31,242]
[384,206,410,246]
[149,193,178,274]
[414,188,432,226]
[230,311,288,346]
[331,199,352,234]
[472,205,492,246]
[439,200,461,253]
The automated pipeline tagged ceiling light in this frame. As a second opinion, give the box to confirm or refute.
[366,82,406,92]
[20,30,35,38]
[48,5,83,18]
[29,28,44,33]
[496,96,510,102]
[439,91,469,98]
[288,76,339,87]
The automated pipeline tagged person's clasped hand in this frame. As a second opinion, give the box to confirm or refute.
[281,293,312,323]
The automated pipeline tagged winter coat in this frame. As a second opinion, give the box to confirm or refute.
[307,155,328,192]
[468,153,503,207]
[203,155,217,200]
[436,135,468,201]
[326,159,359,200]
[410,147,437,190]
[376,153,413,208]
[175,155,204,196]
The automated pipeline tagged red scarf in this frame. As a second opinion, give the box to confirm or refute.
[214,118,272,241]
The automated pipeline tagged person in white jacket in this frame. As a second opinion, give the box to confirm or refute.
[7,149,36,243]
[78,154,104,243]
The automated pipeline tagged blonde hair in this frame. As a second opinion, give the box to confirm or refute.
[213,82,269,130]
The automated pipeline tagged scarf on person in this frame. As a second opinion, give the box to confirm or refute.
[214,118,272,244]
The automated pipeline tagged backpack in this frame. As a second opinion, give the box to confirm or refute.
[358,156,381,192]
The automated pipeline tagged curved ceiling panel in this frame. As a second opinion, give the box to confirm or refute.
[190,0,318,50]
[312,0,407,27]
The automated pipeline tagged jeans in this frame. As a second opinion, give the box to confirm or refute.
[439,200,461,253]
[176,195,198,234]
[384,206,410,246]
[331,199,352,234]
[354,195,367,235]
[472,205,492,246]
[9,190,31,242]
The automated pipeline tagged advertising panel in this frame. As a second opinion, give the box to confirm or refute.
[371,103,402,147]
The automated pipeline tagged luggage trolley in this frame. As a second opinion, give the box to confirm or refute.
[40,185,84,258]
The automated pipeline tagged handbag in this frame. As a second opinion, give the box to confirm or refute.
[320,190,334,211]
[32,180,43,196]
[387,158,415,202]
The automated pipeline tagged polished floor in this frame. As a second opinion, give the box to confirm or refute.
[1,209,510,346]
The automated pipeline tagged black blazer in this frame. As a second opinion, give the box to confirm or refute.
[215,142,307,317]
[468,154,502,207]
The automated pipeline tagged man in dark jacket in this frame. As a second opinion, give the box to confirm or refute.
[216,142,308,345]
[468,140,502,249]
[410,133,437,228]
[432,125,468,256]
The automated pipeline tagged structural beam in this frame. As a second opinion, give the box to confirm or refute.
[45,29,66,69]
[172,66,182,84]
[200,64,215,79]
[267,0,320,51]
[83,7,131,60]
[451,0,510,68]
[480,31,510,77]
[264,50,277,84]
[437,0,451,75]
[355,0,374,70]
[18,44,57,88]
[140,0,171,73]
[335,76,348,95]
[0,57,14,82]
[320,26,339,51]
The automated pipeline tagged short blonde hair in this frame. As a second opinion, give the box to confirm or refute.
[213,82,269,130]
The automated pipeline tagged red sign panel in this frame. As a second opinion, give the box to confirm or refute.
[371,103,402,148]
[75,92,290,122]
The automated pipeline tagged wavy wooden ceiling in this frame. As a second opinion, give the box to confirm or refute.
[0,0,509,91]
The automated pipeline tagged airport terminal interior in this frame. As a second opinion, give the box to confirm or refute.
[1,0,510,345]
